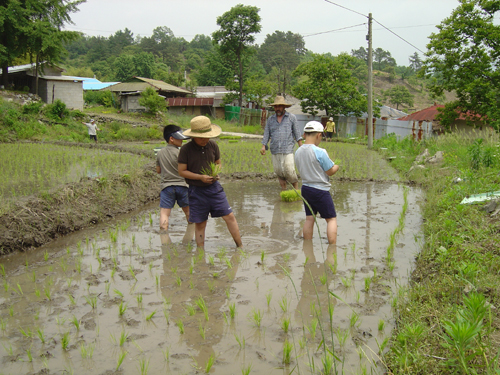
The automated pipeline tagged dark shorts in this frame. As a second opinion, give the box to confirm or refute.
[160,185,189,209]
[188,181,232,223]
[326,132,333,139]
[90,135,97,141]
[301,185,336,219]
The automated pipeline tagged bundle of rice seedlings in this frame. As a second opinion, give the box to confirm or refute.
[200,162,222,178]
[280,189,302,202]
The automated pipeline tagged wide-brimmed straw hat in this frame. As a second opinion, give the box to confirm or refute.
[270,95,292,107]
[182,116,221,138]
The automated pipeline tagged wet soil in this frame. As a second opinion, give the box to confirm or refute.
[0,181,423,374]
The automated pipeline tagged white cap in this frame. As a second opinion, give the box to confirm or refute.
[304,121,324,133]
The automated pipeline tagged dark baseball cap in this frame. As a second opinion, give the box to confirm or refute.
[164,124,190,141]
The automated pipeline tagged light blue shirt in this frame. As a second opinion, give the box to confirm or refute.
[295,144,335,191]
[262,111,302,154]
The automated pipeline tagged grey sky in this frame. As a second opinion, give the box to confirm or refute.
[65,0,460,66]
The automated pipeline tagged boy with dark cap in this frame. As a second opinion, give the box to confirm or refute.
[294,121,340,244]
[156,125,192,232]
[178,116,242,249]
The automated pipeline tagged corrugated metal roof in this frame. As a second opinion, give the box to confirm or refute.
[0,63,64,74]
[167,97,214,106]
[104,77,192,95]
[398,104,444,121]
[39,75,83,82]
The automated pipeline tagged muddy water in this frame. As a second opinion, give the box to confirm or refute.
[0,181,422,375]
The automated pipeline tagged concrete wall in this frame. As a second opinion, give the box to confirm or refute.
[121,95,146,113]
[38,79,83,110]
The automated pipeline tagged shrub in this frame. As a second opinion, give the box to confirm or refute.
[22,101,43,115]
[84,91,117,107]
[139,87,167,114]
[44,100,69,120]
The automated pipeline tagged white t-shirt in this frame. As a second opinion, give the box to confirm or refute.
[83,122,98,135]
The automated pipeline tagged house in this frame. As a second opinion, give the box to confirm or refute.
[0,63,84,110]
[103,77,192,113]
[397,104,487,134]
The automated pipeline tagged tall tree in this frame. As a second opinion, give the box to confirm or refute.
[258,30,306,96]
[373,48,396,70]
[408,52,422,72]
[423,0,500,129]
[292,53,368,117]
[351,46,368,62]
[383,85,414,109]
[212,4,261,106]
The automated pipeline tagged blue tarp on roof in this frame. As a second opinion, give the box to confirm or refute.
[63,76,119,91]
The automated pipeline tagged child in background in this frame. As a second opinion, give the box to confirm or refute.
[178,116,242,249]
[294,121,340,244]
[156,125,193,237]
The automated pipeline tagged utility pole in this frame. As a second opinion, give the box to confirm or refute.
[367,13,373,149]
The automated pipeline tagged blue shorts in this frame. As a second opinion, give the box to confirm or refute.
[301,185,336,219]
[160,186,189,209]
[188,181,233,223]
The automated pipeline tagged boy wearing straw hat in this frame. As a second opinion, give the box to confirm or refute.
[261,95,303,190]
[178,116,243,249]
[295,121,340,244]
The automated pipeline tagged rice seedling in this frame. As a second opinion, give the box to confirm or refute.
[321,352,335,375]
[163,309,170,324]
[241,364,252,375]
[249,308,263,328]
[70,315,80,331]
[35,287,40,297]
[176,275,182,286]
[265,291,272,307]
[195,296,209,321]
[213,271,219,278]
[44,286,52,301]
[320,273,327,285]
[16,283,22,295]
[364,276,373,292]
[235,333,245,349]
[0,264,5,277]
[378,319,385,332]
[3,279,9,292]
[307,318,318,340]
[116,350,127,370]
[44,250,49,261]
[229,302,236,320]
[80,342,95,359]
[2,343,13,356]
[163,347,170,362]
[200,162,222,178]
[199,321,206,339]
[8,306,14,317]
[0,318,6,332]
[208,254,215,266]
[205,354,215,373]
[119,330,128,346]
[224,256,232,269]
[155,274,160,287]
[336,327,350,348]
[280,189,301,202]
[114,288,123,298]
[68,294,76,305]
[207,280,215,293]
[61,332,70,350]
[85,295,97,309]
[145,310,156,321]
[279,295,289,313]
[281,316,291,334]
[260,250,265,263]
[282,340,293,365]
[19,326,33,338]
[225,287,230,299]
[137,357,150,375]
[26,347,33,362]
[118,302,127,316]
[349,311,360,328]
[176,319,185,334]
[136,293,143,306]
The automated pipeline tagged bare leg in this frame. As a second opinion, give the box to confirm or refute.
[222,213,243,247]
[278,176,287,190]
[195,221,207,249]
[326,243,337,265]
[160,208,172,230]
[302,239,315,263]
[303,215,315,240]
[180,205,195,243]
[325,217,337,244]
[292,181,299,190]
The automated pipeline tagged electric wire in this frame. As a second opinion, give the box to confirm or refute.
[373,19,426,54]
[302,23,366,38]
[323,0,368,19]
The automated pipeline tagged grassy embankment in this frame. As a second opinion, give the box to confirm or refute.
[373,132,500,374]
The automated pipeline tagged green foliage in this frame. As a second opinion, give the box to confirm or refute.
[468,138,495,170]
[280,189,301,202]
[84,90,116,107]
[22,101,43,115]
[293,53,368,117]
[138,87,167,114]
[383,85,414,110]
[44,99,69,120]
[423,0,500,130]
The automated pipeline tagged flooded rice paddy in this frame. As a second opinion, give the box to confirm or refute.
[0,181,422,374]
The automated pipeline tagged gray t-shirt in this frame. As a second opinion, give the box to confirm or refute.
[295,144,335,191]
[83,122,98,135]
[156,144,188,191]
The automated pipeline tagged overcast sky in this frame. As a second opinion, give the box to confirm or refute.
[65,0,461,66]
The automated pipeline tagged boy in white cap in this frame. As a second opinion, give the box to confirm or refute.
[325,117,336,141]
[294,121,340,244]
[178,116,242,249]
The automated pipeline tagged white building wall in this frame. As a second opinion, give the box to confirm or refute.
[40,80,83,110]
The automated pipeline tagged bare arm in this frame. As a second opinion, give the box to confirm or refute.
[325,164,340,177]
[178,163,214,184]
[156,165,161,174]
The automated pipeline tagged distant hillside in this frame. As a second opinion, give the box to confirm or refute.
[371,71,456,114]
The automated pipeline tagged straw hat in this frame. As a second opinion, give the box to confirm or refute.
[182,116,221,138]
[270,95,292,107]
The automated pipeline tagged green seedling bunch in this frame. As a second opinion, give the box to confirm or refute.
[280,189,301,202]
[200,162,222,178]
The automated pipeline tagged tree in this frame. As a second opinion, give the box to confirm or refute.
[292,53,367,117]
[408,52,422,72]
[258,31,306,96]
[373,48,396,70]
[139,87,167,114]
[212,4,262,106]
[423,0,500,129]
[113,55,135,81]
[0,0,84,87]
[383,85,414,109]
[351,46,368,62]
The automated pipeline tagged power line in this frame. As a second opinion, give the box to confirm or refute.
[323,0,367,19]
[302,23,366,38]
[373,19,426,54]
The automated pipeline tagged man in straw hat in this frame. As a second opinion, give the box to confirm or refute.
[178,116,243,249]
[261,95,303,190]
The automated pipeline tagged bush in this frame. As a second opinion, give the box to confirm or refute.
[84,91,117,107]
[22,101,43,115]
[139,87,167,114]
[44,100,69,120]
